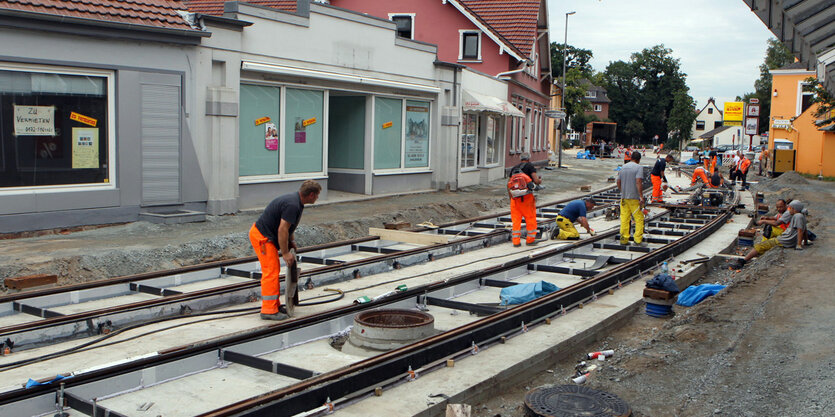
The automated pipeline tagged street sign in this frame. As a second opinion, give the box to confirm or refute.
[544,110,566,119]
[747,104,760,117]
[744,117,758,135]
[749,98,759,104]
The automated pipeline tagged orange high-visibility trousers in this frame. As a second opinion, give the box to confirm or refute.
[510,194,537,245]
[691,169,709,186]
[651,174,664,203]
[249,223,281,314]
[709,156,717,175]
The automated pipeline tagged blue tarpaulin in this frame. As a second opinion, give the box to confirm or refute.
[26,374,68,389]
[500,281,559,305]
[575,151,596,160]
[676,284,726,307]
[683,158,700,165]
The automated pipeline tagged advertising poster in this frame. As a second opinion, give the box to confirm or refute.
[294,117,306,143]
[405,102,430,168]
[723,101,744,126]
[265,122,278,150]
[72,127,99,169]
[744,117,759,136]
[14,105,55,136]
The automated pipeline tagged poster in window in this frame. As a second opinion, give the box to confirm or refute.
[265,122,278,150]
[294,117,306,143]
[14,105,55,136]
[485,116,495,163]
[72,127,99,169]
[405,102,430,168]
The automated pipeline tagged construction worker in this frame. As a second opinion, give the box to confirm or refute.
[617,151,645,245]
[650,154,675,203]
[708,147,718,174]
[735,200,807,268]
[756,199,790,239]
[507,152,541,246]
[553,198,596,240]
[734,153,752,187]
[249,180,321,320]
[691,166,710,187]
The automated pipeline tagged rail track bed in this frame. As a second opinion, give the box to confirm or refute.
[0,174,746,417]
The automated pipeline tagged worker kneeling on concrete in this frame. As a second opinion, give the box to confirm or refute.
[691,166,723,188]
[735,200,807,268]
[249,180,321,320]
[553,198,596,240]
[617,151,645,246]
[507,152,542,246]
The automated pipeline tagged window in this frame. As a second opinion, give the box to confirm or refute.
[239,85,324,178]
[708,108,713,114]
[0,66,113,190]
[484,115,500,165]
[389,14,414,39]
[510,114,517,153]
[800,83,814,115]
[695,120,705,130]
[460,31,481,61]
[714,121,723,129]
[594,104,603,112]
[461,113,477,168]
[585,90,597,98]
[405,100,430,168]
[374,97,402,169]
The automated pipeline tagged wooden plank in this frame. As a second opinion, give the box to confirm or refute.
[369,227,450,245]
[4,274,58,290]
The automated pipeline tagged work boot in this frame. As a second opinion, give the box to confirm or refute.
[513,242,521,247]
[634,240,647,247]
[526,240,538,246]
[260,305,290,321]
[620,239,629,245]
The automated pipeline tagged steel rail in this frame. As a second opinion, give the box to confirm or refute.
[0,186,623,350]
[0,189,735,415]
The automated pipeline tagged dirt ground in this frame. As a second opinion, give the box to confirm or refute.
[474,171,835,417]
[0,154,625,291]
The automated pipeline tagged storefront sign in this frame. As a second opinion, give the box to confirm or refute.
[382,121,394,129]
[14,105,55,136]
[265,122,278,150]
[72,127,99,169]
[772,119,792,131]
[255,116,271,126]
[723,102,744,126]
[405,101,430,168]
[302,117,317,127]
[70,111,98,127]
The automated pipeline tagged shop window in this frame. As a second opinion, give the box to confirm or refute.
[485,115,501,165]
[460,31,481,61]
[285,88,323,174]
[0,67,112,190]
[374,97,403,169]
[239,84,280,176]
[405,100,430,168]
[461,113,477,168]
[390,14,414,39]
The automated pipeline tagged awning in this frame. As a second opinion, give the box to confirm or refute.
[462,89,525,118]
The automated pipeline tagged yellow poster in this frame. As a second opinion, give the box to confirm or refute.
[72,127,99,169]
[724,101,744,126]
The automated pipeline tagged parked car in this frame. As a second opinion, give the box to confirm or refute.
[685,146,699,151]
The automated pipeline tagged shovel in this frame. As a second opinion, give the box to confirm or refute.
[285,249,299,317]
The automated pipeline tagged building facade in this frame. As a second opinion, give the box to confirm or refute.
[691,98,724,139]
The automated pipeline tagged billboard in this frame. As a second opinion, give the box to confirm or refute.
[724,101,744,126]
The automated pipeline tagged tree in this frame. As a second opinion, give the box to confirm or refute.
[805,76,835,127]
[601,45,689,144]
[550,43,594,79]
[667,89,698,148]
[623,120,645,144]
[563,67,592,131]
[738,38,795,131]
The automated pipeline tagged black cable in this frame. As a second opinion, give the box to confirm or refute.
[296,288,344,306]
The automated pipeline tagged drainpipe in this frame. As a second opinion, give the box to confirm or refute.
[496,68,526,78]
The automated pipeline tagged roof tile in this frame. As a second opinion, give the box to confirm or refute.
[183,0,297,16]
[0,0,197,30]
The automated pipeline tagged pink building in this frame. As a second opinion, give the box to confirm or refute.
[331,0,553,171]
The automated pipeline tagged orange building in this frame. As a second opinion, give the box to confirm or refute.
[769,63,835,178]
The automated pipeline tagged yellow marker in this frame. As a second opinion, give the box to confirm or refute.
[382,121,393,129]
[70,112,97,127]
[302,117,317,127]
[255,116,271,126]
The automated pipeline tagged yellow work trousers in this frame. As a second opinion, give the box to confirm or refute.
[619,199,644,244]
[555,215,580,240]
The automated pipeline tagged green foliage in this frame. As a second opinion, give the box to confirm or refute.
[601,44,689,144]
[550,43,594,78]
[804,77,835,126]
[623,120,645,143]
[667,89,698,148]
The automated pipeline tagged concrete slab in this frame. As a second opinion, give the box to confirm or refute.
[167,276,252,293]
[48,292,159,315]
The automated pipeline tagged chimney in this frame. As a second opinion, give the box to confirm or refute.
[297,0,309,17]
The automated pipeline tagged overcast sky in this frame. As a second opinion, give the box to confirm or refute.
[547,0,775,109]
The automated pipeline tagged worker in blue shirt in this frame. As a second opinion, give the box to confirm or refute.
[552,198,596,240]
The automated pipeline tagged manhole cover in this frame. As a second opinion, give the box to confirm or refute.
[524,385,630,417]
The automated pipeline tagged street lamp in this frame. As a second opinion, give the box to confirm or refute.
[559,11,576,169]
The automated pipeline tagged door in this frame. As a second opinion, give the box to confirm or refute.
[140,74,182,206]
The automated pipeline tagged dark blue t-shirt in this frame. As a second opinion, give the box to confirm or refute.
[559,199,587,223]
[255,192,303,245]
[651,158,666,177]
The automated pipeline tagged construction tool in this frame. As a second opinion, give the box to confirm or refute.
[285,249,299,317]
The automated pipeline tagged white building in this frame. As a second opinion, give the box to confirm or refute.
[691,98,724,139]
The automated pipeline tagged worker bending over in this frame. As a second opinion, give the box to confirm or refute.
[651,154,675,203]
[553,198,596,240]
[507,152,542,246]
[757,199,790,239]
[249,180,321,320]
[736,200,807,268]
[691,166,724,188]
[617,151,645,245]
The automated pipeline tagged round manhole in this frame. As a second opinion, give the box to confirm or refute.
[344,309,435,354]
[524,385,631,417]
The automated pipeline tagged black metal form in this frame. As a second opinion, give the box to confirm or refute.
[12,302,63,318]
[479,279,517,288]
[129,283,183,297]
[528,264,597,277]
[422,296,502,316]
[221,350,316,380]
[64,392,128,417]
